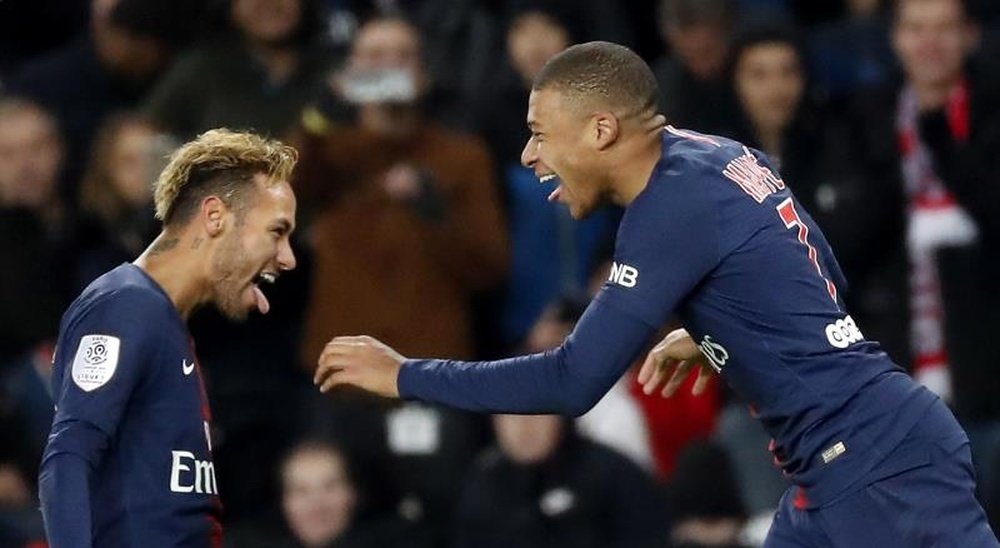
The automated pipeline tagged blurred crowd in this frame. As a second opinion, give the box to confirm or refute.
[1,0,999,546]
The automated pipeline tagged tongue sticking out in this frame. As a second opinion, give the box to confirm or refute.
[252,285,271,314]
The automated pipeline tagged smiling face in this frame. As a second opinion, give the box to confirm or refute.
[521,87,607,220]
[893,0,976,91]
[282,447,357,546]
[209,175,297,321]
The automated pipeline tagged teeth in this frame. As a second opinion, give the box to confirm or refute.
[260,273,276,284]
[539,173,556,183]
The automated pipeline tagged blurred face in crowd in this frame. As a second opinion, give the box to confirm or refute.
[282,446,357,547]
[109,121,160,207]
[209,175,297,321]
[507,12,570,85]
[734,41,805,137]
[494,414,564,464]
[233,0,303,47]
[91,0,168,81]
[349,19,428,96]
[0,103,63,210]
[667,23,730,81]
[0,464,31,507]
[893,0,977,90]
[522,88,609,220]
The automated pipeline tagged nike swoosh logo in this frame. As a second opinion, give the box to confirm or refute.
[182,359,195,376]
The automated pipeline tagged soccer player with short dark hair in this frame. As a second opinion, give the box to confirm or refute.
[39,129,298,547]
[314,42,999,545]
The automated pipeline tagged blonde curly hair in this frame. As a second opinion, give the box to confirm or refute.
[154,128,298,225]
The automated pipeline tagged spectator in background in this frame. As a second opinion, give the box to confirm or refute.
[453,414,665,548]
[0,99,77,365]
[226,440,417,547]
[664,442,750,548]
[472,7,620,351]
[0,455,46,546]
[296,14,508,367]
[808,0,895,102]
[652,0,740,135]
[852,0,1000,527]
[295,16,507,544]
[0,391,47,546]
[144,0,334,140]
[6,0,185,196]
[75,114,176,289]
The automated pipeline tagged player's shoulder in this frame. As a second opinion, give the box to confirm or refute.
[660,126,752,179]
[67,263,175,324]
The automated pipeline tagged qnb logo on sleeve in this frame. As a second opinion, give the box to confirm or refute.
[698,335,729,373]
[825,315,864,349]
[170,451,218,495]
[608,262,639,288]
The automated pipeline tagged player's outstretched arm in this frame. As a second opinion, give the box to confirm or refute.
[638,327,715,397]
[315,297,657,416]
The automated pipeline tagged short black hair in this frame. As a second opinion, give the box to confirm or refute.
[533,41,659,118]
[659,0,736,31]
[727,23,808,82]
[894,0,973,22]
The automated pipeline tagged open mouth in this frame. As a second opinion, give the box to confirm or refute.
[250,271,278,314]
[537,173,563,202]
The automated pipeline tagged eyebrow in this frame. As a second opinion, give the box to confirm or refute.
[273,218,294,234]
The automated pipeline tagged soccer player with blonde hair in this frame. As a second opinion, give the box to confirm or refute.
[40,129,298,546]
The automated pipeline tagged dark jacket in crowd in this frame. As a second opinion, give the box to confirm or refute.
[850,67,1000,424]
[453,428,665,548]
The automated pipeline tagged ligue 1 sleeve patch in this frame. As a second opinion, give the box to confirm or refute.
[72,334,121,392]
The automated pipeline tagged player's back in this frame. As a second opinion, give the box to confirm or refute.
[606,128,940,507]
[46,263,222,546]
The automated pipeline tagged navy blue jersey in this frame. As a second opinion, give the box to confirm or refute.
[399,128,939,508]
[40,263,222,547]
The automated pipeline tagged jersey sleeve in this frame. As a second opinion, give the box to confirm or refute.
[597,172,722,328]
[40,288,161,546]
[48,288,160,437]
[399,297,656,416]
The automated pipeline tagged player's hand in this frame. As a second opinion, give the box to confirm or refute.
[314,335,406,397]
[637,328,713,397]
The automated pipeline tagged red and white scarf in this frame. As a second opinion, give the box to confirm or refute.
[896,81,978,401]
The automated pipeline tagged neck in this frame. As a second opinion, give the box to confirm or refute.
[608,114,667,206]
[249,41,298,86]
[912,75,963,110]
[359,103,421,139]
[754,124,784,160]
[133,230,208,320]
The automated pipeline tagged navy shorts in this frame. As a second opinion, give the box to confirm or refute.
[766,398,999,547]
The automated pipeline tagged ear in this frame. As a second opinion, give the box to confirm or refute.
[201,196,227,237]
[591,112,620,151]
